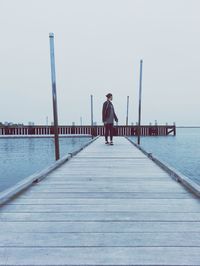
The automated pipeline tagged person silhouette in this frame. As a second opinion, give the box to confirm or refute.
[102,93,118,145]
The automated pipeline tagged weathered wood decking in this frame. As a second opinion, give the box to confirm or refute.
[1,137,200,265]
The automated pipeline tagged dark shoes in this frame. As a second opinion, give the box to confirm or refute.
[105,141,114,145]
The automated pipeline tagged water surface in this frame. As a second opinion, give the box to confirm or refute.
[129,128,200,185]
[0,136,91,192]
[1,128,200,194]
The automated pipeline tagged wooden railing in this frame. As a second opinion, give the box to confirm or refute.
[0,125,176,136]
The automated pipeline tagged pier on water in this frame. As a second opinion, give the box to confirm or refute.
[1,137,200,265]
[0,124,176,136]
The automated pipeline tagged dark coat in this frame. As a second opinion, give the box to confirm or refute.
[102,100,118,123]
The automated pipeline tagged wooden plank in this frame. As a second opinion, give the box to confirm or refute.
[34,178,177,183]
[5,198,198,205]
[22,184,186,193]
[16,191,197,200]
[1,212,200,222]
[1,247,200,265]
[25,179,181,186]
[45,174,171,179]
[9,186,186,193]
[1,203,200,212]
[1,232,200,247]
[1,221,200,233]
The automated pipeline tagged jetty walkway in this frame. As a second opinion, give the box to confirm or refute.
[1,137,200,265]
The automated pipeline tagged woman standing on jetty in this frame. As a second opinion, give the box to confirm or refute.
[102,93,118,145]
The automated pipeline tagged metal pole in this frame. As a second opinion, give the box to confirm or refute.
[137,59,143,145]
[126,96,129,126]
[90,94,94,138]
[46,116,48,126]
[91,94,93,126]
[49,33,60,160]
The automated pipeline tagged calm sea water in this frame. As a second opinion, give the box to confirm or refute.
[1,129,200,194]
[0,136,90,193]
[129,128,200,185]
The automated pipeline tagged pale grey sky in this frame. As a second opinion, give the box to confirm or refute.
[0,0,200,126]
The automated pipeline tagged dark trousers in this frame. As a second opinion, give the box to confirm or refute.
[104,123,114,142]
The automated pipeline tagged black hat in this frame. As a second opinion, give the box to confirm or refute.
[106,93,112,98]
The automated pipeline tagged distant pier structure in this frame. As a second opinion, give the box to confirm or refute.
[0,124,176,136]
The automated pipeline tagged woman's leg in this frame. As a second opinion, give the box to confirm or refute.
[104,124,109,142]
[109,123,114,142]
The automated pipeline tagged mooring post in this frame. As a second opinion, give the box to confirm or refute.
[91,94,94,138]
[137,59,143,145]
[173,122,176,136]
[49,32,60,160]
[126,95,129,126]
[91,94,94,126]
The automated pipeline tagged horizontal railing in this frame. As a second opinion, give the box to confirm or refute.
[0,125,176,136]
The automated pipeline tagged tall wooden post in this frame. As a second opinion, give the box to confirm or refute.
[137,60,143,145]
[126,96,129,126]
[49,33,60,160]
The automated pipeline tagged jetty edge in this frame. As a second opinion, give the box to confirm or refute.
[127,137,200,198]
[0,136,99,206]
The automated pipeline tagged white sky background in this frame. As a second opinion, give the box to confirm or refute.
[0,0,200,126]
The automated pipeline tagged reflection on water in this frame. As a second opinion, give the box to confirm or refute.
[0,137,90,192]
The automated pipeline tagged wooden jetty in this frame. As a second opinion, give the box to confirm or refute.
[1,137,200,265]
[0,124,176,136]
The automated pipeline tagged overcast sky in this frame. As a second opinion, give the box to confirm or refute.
[0,0,200,126]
